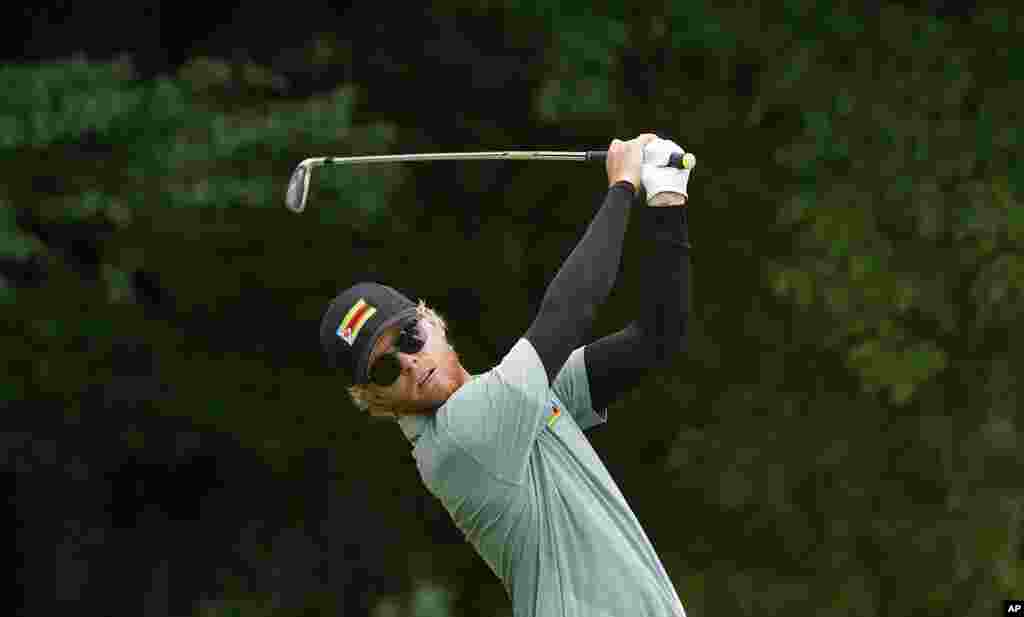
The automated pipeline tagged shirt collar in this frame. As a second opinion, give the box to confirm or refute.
[396,412,431,445]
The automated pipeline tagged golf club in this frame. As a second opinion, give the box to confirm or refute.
[284,149,697,213]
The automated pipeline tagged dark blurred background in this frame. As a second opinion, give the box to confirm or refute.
[4,1,1021,615]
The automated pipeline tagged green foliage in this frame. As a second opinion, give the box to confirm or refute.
[0,55,139,147]
[409,581,455,617]
[0,199,44,260]
[505,1,627,122]
[1,54,402,338]
[619,1,1022,614]
[7,3,1024,616]
[2,54,403,455]
[971,253,1024,330]
[759,2,1022,411]
[0,199,45,303]
[665,2,738,51]
[0,56,401,220]
[846,338,948,405]
[534,15,625,122]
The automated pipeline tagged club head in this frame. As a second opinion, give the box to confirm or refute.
[285,163,311,213]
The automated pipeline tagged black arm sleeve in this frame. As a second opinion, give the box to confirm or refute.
[584,206,691,412]
[524,181,636,385]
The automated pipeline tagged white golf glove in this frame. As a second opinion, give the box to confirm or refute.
[641,137,691,206]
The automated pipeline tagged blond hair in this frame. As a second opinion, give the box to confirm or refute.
[346,299,450,417]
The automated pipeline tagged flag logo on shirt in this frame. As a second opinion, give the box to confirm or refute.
[337,298,377,346]
[547,403,562,427]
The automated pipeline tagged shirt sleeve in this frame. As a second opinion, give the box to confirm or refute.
[552,345,608,431]
[438,337,551,484]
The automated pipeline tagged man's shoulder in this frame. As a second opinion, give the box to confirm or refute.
[448,338,548,402]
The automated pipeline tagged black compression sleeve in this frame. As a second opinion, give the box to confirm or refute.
[524,181,636,384]
[635,205,690,358]
[584,204,691,411]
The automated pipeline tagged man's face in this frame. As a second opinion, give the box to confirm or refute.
[365,317,467,416]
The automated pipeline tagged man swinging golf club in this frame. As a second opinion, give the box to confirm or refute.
[319,134,692,616]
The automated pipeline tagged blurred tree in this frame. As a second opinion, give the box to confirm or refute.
[5,2,1023,616]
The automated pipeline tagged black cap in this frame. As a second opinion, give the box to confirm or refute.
[319,282,420,386]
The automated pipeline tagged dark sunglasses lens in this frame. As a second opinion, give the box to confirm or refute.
[368,320,425,386]
[371,354,401,387]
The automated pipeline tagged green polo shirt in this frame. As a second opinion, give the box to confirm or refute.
[397,338,686,617]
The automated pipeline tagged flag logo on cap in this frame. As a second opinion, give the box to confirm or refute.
[337,298,377,346]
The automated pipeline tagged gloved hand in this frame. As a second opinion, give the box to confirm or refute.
[641,137,691,207]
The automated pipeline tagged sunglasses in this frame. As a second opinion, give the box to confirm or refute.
[367,318,426,387]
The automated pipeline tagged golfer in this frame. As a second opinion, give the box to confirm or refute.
[319,133,691,616]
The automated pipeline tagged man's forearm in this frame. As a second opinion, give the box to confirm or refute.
[539,181,635,317]
[636,205,690,358]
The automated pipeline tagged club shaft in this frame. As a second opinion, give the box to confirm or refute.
[286,149,695,212]
[300,149,694,170]
[303,151,603,166]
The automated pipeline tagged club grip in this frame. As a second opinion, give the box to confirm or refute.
[585,150,695,169]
